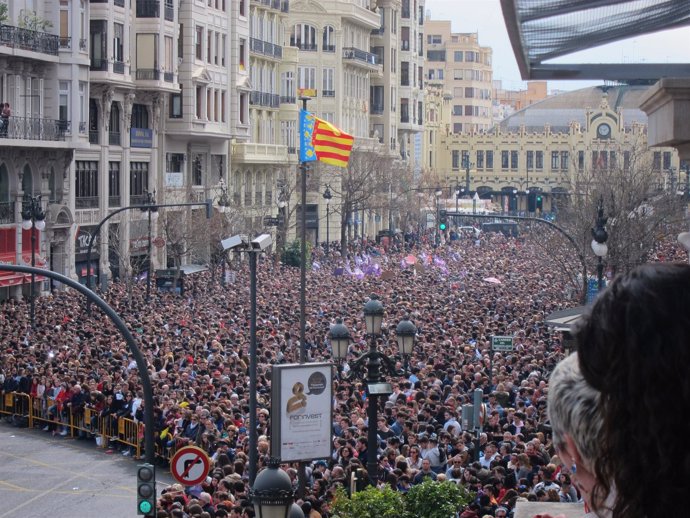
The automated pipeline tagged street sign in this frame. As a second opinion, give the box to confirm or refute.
[153,237,166,248]
[170,446,211,486]
[491,336,514,352]
[263,216,279,227]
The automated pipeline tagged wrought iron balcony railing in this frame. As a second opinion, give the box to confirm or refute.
[0,116,68,141]
[342,47,377,65]
[0,24,60,56]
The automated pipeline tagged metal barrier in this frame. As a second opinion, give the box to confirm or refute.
[0,392,32,427]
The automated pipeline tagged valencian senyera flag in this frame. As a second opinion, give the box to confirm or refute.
[299,109,354,168]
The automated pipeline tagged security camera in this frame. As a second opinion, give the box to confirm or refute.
[221,234,248,251]
[251,233,273,251]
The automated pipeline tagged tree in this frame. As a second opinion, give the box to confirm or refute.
[404,480,475,518]
[17,9,52,32]
[0,3,9,26]
[330,486,404,518]
[331,146,396,256]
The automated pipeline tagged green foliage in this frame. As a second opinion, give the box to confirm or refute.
[18,10,53,32]
[0,3,8,25]
[403,480,475,518]
[281,239,312,267]
[330,486,404,518]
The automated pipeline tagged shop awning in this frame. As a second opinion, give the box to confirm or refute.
[0,272,46,288]
[500,0,690,80]
[545,305,586,331]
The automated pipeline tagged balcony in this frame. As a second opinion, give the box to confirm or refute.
[371,104,384,115]
[371,27,384,36]
[130,195,147,205]
[323,44,335,53]
[249,91,280,108]
[89,130,99,144]
[287,147,296,154]
[0,24,59,56]
[280,95,296,105]
[249,38,282,59]
[342,47,377,66]
[75,197,99,209]
[137,0,160,17]
[90,57,108,72]
[109,131,121,146]
[295,42,317,52]
[136,68,160,80]
[0,116,68,141]
[164,71,174,82]
[400,113,410,123]
[0,201,14,224]
[113,60,125,74]
[164,3,174,21]
[322,90,335,97]
[59,37,71,50]
[109,196,121,207]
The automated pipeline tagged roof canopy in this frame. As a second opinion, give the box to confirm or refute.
[501,0,690,80]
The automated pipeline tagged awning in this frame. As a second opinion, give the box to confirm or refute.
[545,306,586,331]
[500,0,690,80]
[0,272,46,288]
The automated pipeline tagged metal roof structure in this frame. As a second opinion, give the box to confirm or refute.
[545,306,586,331]
[500,0,690,80]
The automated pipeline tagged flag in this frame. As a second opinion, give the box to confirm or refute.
[299,109,354,168]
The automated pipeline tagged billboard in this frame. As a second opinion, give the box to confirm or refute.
[271,363,333,462]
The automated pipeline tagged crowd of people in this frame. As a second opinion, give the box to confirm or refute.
[1,225,688,518]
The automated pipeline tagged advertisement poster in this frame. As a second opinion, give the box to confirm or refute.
[271,363,332,462]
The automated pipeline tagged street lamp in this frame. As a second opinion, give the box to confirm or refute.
[250,458,295,518]
[328,295,416,485]
[140,190,159,301]
[455,185,462,213]
[462,156,474,193]
[323,185,332,255]
[21,195,46,328]
[591,196,608,292]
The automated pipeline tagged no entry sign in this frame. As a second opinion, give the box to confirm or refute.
[170,445,211,486]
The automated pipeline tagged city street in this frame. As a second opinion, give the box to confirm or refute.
[0,423,173,518]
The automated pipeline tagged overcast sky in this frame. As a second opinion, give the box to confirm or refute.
[424,0,690,92]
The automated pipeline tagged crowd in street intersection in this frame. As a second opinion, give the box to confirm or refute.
[1,226,688,518]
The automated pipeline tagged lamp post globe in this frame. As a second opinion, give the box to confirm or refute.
[289,503,305,518]
[329,318,351,360]
[363,294,384,335]
[395,316,416,357]
[251,460,295,518]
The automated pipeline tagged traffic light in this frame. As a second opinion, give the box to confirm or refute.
[527,192,536,212]
[439,210,448,231]
[536,195,543,211]
[137,463,156,516]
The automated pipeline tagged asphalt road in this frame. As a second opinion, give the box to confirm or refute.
[0,422,174,518]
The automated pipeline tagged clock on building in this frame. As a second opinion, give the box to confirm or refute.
[597,123,611,138]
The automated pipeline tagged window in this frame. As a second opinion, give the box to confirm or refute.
[560,151,569,170]
[166,153,185,173]
[239,38,246,69]
[90,20,107,70]
[453,105,462,116]
[165,36,173,76]
[298,66,316,89]
[323,26,335,51]
[551,151,559,170]
[290,24,317,50]
[426,50,446,61]
[476,150,484,169]
[501,151,509,169]
[170,88,182,118]
[196,86,203,118]
[207,30,212,64]
[663,151,672,170]
[212,154,225,181]
[536,151,543,169]
[109,162,120,205]
[195,26,203,60]
[221,91,226,122]
[322,68,335,96]
[454,51,463,62]
[59,81,70,123]
[653,151,661,171]
[131,104,149,129]
[454,69,463,80]
[453,123,462,133]
[511,150,518,169]
[486,150,493,169]
[221,35,226,66]
[623,151,630,171]
[579,150,585,170]
[136,34,158,76]
[113,23,124,65]
[79,82,86,131]
[239,0,246,16]
[452,150,460,170]
[390,48,396,73]
[527,150,534,170]
[427,34,442,44]
[60,0,69,43]
[130,162,149,196]
[75,161,98,208]
[192,155,203,186]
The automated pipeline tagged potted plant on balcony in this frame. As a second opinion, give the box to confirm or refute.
[0,4,9,26]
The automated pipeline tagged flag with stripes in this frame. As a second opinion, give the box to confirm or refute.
[299,110,354,168]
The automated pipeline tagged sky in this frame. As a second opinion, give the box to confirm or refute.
[424,0,690,92]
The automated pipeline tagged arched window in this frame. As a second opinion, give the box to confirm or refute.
[22,164,33,196]
[192,155,203,186]
[322,26,335,52]
[290,24,317,50]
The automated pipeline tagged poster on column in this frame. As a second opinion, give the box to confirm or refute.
[271,362,333,462]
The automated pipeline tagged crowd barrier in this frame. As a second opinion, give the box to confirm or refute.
[0,391,178,462]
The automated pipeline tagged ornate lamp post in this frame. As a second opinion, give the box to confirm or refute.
[250,459,296,518]
[323,185,332,255]
[21,195,46,328]
[328,295,416,485]
[591,196,608,292]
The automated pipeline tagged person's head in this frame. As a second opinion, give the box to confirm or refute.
[575,263,690,518]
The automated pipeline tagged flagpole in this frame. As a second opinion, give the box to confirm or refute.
[298,94,310,500]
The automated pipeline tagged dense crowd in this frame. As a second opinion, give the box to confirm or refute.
[1,226,687,518]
